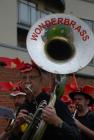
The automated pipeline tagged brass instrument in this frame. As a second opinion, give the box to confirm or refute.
[5,106,33,133]
[22,13,94,140]
[73,105,81,119]
[21,84,57,140]
[73,109,77,119]
[5,107,19,132]
[21,100,47,140]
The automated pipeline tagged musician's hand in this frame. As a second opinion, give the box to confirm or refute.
[42,106,63,127]
[74,118,83,129]
[15,109,29,126]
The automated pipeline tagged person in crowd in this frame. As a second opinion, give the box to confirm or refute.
[61,95,76,116]
[10,91,26,110]
[7,66,81,140]
[67,101,76,117]
[0,91,26,140]
[69,90,94,140]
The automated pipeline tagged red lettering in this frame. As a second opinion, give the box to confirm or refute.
[82,35,89,41]
[58,18,64,24]
[30,17,90,42]
[63,18,70,25]
[35,28,41,34]
[38,23,46,31]
[51,18,57,26]
[31,33,38,40]
[80,30,87,36]
[70,20,76,29]
[45,20,52,28]
[75,26,81,32]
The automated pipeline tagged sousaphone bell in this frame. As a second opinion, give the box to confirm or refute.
[26,14,94,74]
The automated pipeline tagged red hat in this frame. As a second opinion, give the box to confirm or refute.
[10,91,26,97]
[69,87,94,106]
[61,95,72,104]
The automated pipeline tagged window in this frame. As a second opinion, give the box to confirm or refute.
[17,0,52,48]
[17,27,28,48]
[18,2,30,26]
[18,0,37,26]
[18,0,52,27]
[30,4,37,25]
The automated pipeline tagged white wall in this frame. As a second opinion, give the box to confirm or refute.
[0,0,17,46]
[65,0,94,20]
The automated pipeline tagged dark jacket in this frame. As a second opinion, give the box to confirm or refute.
[9,92,81,140]
[76,111,94,140]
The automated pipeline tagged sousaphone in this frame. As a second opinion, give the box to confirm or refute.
[27,13,94,74]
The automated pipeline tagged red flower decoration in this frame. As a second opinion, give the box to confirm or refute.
[64,74,79,95]
[61,95,72,104]
[0,82,14,91]
[0,81,23,92]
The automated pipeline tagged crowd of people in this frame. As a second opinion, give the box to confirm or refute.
[0,64,94,140]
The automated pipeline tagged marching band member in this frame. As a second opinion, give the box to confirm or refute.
[69,88,94,140]
[0,91,26,140]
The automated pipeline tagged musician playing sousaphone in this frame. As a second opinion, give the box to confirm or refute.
[9,65,81,140]
[6,13,94,140]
